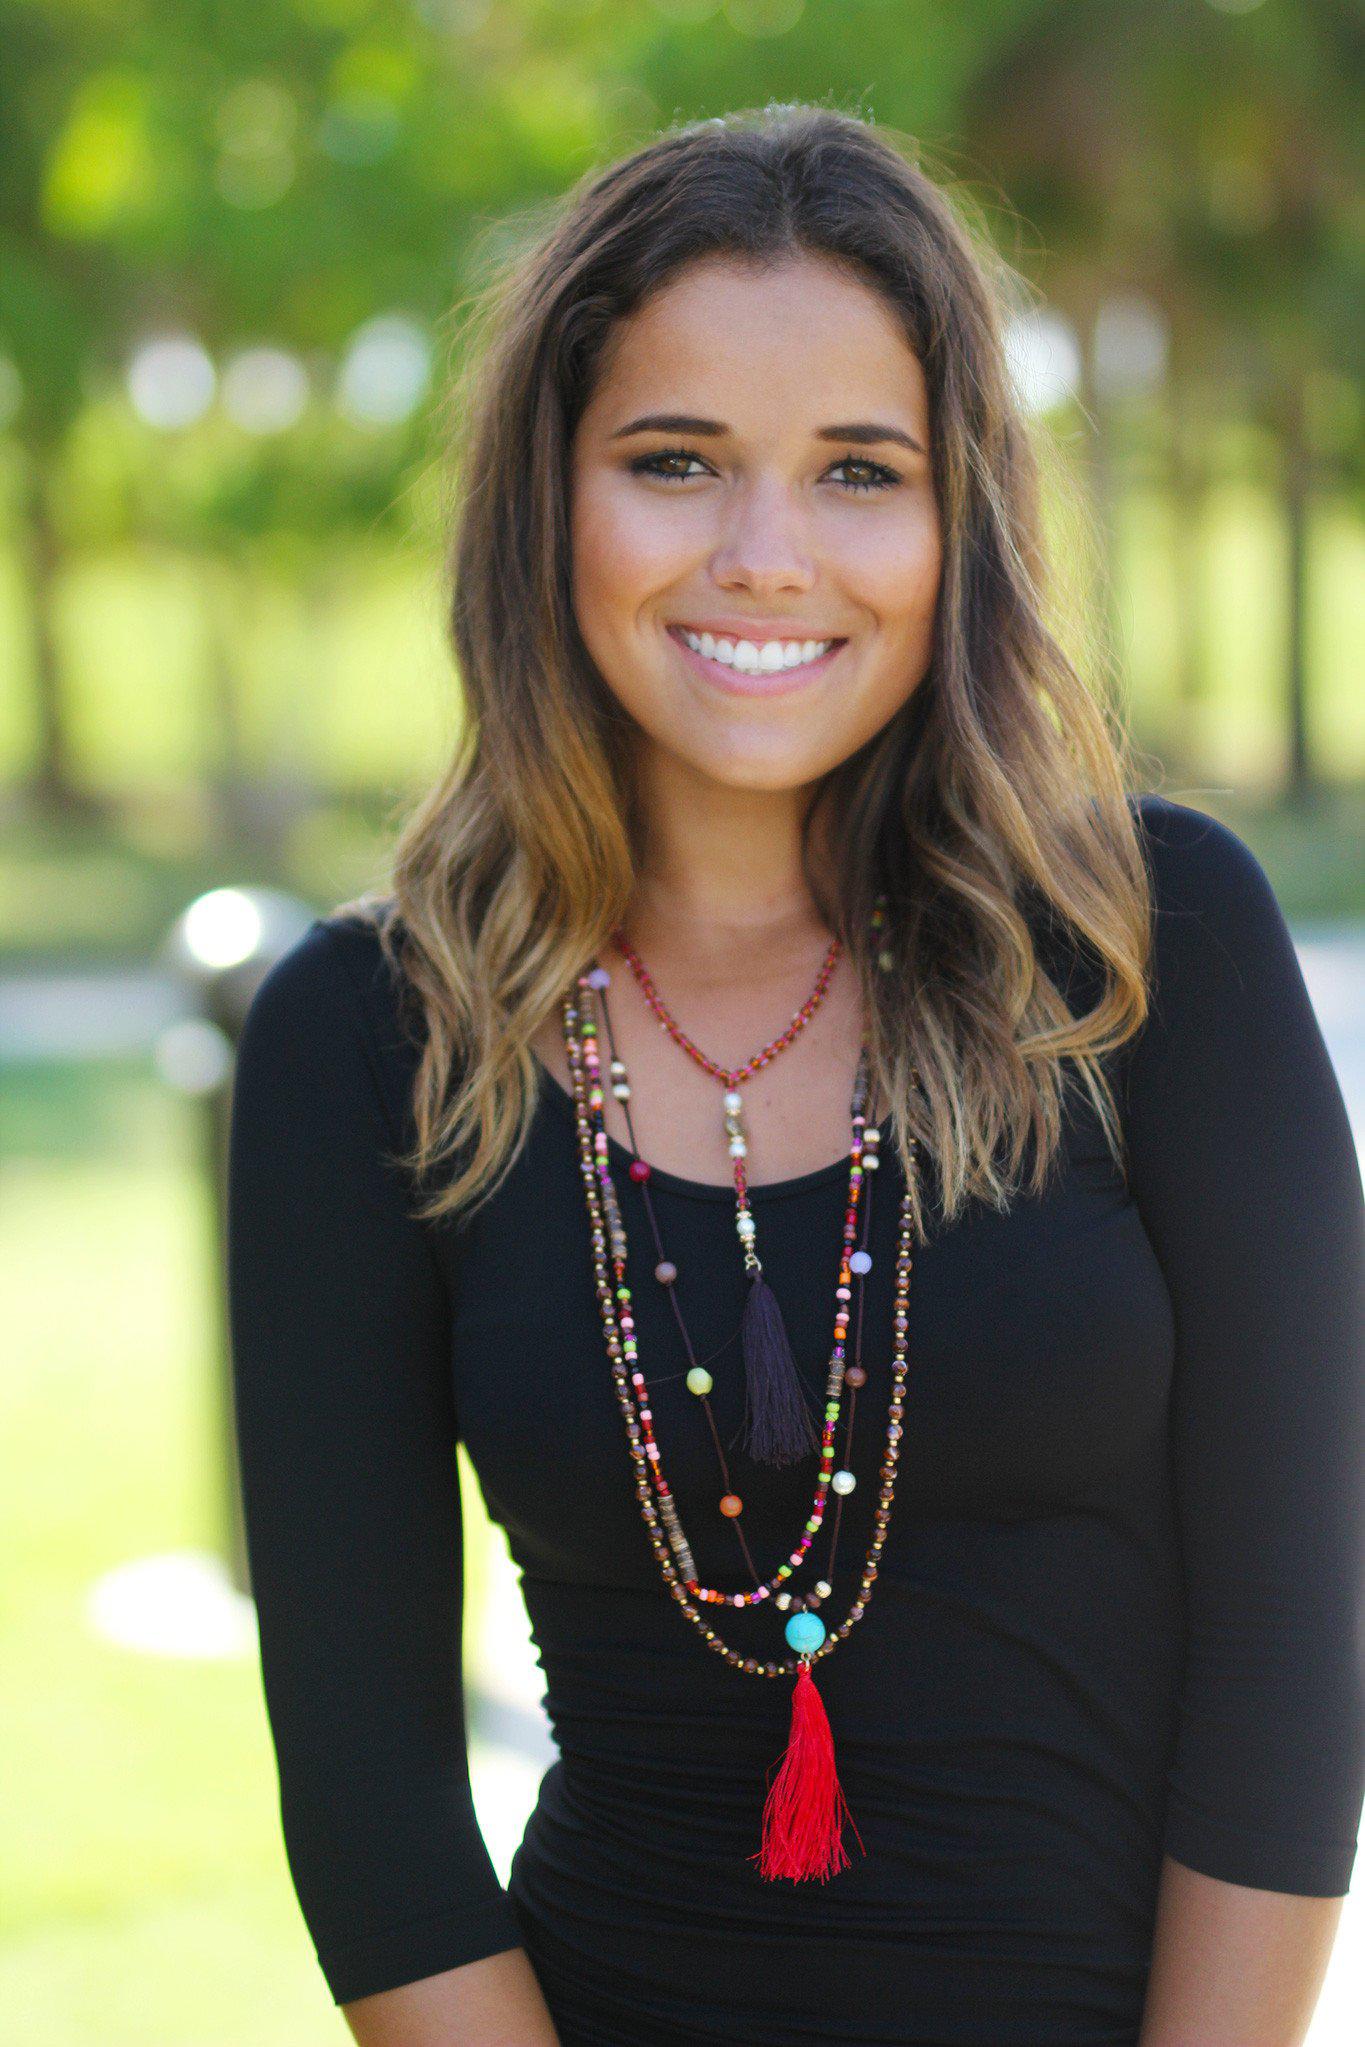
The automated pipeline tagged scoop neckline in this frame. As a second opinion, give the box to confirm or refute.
[532,1050,871,1205]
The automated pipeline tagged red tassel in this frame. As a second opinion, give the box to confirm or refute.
[750,1661,865,1881]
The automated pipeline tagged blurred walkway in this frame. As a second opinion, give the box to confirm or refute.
[4,930,1363,2038]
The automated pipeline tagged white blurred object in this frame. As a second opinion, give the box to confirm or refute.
[86,1550,258,1659]
[1004,308,1081,415]
[1093,293,1169,399]
[128,334,216,430]
[337,314,432,426]
[222,346,309,433]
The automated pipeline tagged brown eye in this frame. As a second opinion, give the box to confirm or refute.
[829,455,900,494]
[631,447,707,483]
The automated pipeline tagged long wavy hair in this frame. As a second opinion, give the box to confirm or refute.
[336,102,1157,1244]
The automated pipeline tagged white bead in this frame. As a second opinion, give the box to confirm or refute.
[815,1580,832,1600]
[612,1082,631,1100]
[729,1137,747,1157]
[849,1250,872,1274]
[723,1089,743,1114]
[831,1469,856,1494]
[775,1591,792,1610]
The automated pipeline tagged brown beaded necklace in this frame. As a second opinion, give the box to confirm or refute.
[612,921,844,1467]
[559,895,920,1881]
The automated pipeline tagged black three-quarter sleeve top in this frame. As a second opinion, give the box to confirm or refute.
[226,793,1365,2047]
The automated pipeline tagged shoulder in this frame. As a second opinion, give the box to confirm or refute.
[1028,793,1283,1016]
[1128,790,1275,906]
[1126,791,1291,977]
[1121,793,1309,1069]
[238,897,423,1142]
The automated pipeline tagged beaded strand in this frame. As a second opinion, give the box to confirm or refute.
[584,981,874,1611]
[593,979,881,1605]
[560,973,918,1679]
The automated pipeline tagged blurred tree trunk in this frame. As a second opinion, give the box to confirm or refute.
[203,552,278,858]
[1165,353,1212,778]
[1075,296,1125,696]
[22,468,104,820]
[1278,366,1313,806]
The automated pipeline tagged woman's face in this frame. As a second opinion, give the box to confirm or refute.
[569,253,941,795]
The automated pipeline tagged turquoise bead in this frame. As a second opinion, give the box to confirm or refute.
[784,1611,826,1654]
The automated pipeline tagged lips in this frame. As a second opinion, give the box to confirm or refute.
[666,623,847,698]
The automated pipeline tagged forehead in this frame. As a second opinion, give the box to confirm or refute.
[580,254,929,438]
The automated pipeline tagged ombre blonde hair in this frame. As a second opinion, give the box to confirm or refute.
[336,103,1158,1245]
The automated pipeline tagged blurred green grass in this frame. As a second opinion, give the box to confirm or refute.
[0,1061,504,2043]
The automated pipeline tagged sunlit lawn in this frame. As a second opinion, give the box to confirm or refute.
[0,1064,508,2043]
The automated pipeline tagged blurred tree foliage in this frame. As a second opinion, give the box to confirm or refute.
[0,0,1359,823]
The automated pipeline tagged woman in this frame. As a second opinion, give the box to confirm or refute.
[226,106,1365,2047]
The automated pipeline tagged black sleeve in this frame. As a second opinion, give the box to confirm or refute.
[1123,796,1365,1895]
[226,918,524,2003]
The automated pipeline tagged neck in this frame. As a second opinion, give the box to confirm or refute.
[624,750,836,974]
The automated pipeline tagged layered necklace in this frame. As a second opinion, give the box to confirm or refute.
[559,894,919,1881]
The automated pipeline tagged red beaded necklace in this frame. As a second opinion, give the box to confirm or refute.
[612,922,845,1466]
[559,895,920,1881]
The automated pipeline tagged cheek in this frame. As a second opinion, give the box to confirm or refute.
[839,496,942,627]
[571,471,691,622]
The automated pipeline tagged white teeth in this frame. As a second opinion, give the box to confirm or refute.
[678,628,835,672]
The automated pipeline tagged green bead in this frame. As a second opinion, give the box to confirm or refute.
[686,1367,713,1396]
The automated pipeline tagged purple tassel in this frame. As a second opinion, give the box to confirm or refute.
[740,1271,819,1466]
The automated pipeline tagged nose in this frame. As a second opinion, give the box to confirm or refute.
[708,472,816,598]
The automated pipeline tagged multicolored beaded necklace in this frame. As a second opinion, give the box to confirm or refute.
[558,894,920,1881]
[614,919,844,1467]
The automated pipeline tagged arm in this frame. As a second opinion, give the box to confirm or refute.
[226,918,559,2041]
[1137,1857,1343,2047]
[341,1947,560,2046]
[1121,799,1365,2043]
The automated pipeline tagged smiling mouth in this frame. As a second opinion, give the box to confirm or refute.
[671,624,843,669]
[666,623,848,695]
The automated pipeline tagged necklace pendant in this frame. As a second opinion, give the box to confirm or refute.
[740,1263,818,1466]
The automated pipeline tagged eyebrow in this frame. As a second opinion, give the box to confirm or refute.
[608,412,927,455]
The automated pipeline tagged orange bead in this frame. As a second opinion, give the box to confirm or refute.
[719,1492,743,1517]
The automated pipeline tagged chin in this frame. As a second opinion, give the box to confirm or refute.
[675,735,833,794]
